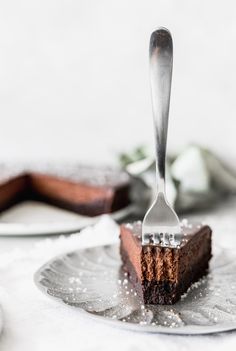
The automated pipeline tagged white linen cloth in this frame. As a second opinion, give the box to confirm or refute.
[121,145,236,214]
[0,213,236,351]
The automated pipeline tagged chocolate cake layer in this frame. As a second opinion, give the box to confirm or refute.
[0,175,29,212]
[28,173,130,216]
[0,165,130,217]
[120,222,212,304]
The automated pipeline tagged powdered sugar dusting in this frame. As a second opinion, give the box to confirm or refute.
[0,162,130,187]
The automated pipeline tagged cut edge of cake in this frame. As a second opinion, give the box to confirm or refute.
[120,221,212,305]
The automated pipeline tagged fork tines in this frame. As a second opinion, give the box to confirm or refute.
[142,231,182,247]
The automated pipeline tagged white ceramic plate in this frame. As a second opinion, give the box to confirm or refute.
[0,201,134,236]
[35,243,236,335]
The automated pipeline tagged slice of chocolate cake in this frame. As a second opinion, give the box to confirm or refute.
[120,221,212,305]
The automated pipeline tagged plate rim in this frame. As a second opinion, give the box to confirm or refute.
[0,204,134,236]
[34,243,236,335]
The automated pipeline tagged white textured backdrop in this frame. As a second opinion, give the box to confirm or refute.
[0,0,236,163]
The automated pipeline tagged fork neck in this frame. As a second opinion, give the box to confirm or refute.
[155,163,166,195]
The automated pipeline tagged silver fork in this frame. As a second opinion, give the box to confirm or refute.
[142,28,182,247]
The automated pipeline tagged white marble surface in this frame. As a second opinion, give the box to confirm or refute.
[0,199,235,350]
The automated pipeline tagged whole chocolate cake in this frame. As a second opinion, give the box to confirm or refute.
[0,164,130,216]
[120,221,212,305]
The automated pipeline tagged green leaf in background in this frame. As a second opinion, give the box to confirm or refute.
[119,145,149,167]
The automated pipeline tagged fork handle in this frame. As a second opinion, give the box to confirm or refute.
[149,28,173,195]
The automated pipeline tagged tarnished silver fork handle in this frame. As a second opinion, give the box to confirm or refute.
[142,28,181,247]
